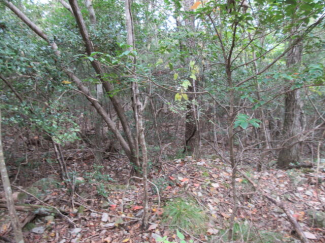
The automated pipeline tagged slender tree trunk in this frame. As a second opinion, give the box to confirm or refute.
[277,41,304,169]
[84,0,96,25]
[182,0,200,158]
[0,110,25,243]
[125,0,149,228]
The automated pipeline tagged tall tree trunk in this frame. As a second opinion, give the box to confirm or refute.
[277,41,304,169]
[125,0,149,228]
[182,0,200,158]
[0,110,25,243]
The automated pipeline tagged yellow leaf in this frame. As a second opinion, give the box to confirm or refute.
[191,1,201,10]
[182,94,188,100]
[122,239,130,243]
[62,80,72,84]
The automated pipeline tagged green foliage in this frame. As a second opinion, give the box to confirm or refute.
[84,164,114,198]
[162,198,207,234]
[85,164,113,182]
[234,114,261,129]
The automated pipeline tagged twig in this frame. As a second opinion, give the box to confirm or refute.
[64,199,141,221]
[131,176,161,208]
[12,186,76,227]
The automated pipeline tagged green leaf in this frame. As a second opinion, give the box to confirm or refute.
[190,73,196,80]
[240,122,249,129]
[234,114,261,129]
[190,60,195,69]
[181,80,191,89]
[175,93,182,101]
[156,58,163,65]
[174,73,179,80]
[177,230,185,240]
[120,50,130,57]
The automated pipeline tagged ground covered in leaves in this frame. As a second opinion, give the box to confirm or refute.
[1,151,325,243]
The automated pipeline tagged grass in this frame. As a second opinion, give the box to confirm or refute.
[214,221,289,243]
[162,197,207,234]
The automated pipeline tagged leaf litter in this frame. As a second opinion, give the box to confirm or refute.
[0,152,324,243]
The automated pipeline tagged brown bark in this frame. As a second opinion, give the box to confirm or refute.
[0,110,25,243]
[277,41,304,169]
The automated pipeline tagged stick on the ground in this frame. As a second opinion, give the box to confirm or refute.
[239,170,309,243]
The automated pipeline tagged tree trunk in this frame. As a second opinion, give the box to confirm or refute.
[125,0,149,228]
[182,0,200,158]
[84,0,96,25]
[277,41,304,169]
[0,110,25,243]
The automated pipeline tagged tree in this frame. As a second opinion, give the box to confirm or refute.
[125,0,149,228]
[277,38,304,169]
[0,110,24,243]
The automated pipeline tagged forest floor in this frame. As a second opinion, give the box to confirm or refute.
[1,143,325,243]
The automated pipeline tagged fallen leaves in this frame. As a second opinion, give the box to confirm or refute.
[131,205,143,211]
[303,231,317,240]
[148,223,158,231]
[293,211,305,221]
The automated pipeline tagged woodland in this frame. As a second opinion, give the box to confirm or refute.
[0,0,325,242]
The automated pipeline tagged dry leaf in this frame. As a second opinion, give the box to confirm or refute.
[181,178,189,182]
[132,205,143,211]
[110,204,117,210]
[122,239,130,242]
[207,228,219,235]
[211,183,219,188]
[303,232,317,239]
[293,211,305,221]
[221,213,230,218]
[148,223,158,231]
